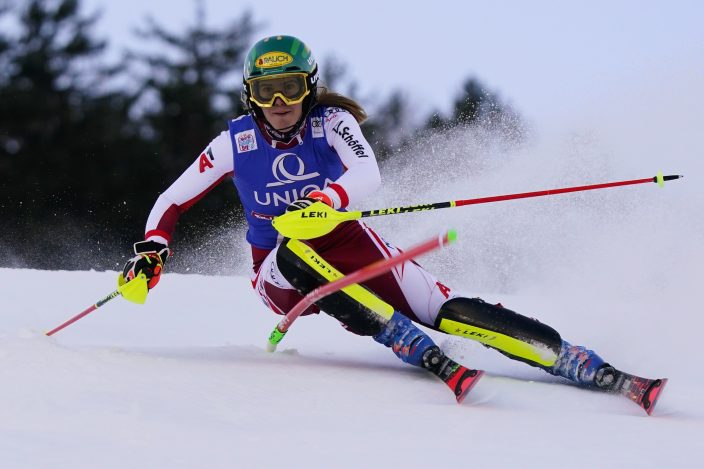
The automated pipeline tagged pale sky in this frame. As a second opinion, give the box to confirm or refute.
[82,0,703,126]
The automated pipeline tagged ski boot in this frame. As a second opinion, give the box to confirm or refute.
[549,340,667,415]
[374,312,483,402]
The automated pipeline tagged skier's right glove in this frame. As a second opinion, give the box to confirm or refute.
[120,240,171,290]
[286,190,333,212]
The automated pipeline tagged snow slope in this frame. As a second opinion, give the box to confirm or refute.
[1,216,702,469]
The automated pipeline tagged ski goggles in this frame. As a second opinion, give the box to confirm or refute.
[247,72,311,107]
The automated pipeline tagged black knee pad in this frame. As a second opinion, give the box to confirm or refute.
[434,297,562,367]
[276,239,390,336]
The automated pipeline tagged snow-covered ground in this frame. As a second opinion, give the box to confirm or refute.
[1,257,701,469]
[3,41,703,469]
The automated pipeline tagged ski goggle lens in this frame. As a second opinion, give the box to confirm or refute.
[248,73,310,107]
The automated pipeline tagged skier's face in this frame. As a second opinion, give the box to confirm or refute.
[261,98,303,132]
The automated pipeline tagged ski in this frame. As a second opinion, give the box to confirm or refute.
[617,373,668,415]
[446,365,484,403]
[437,363,665,410]
[434,357,484,403]
[598,367,668,415]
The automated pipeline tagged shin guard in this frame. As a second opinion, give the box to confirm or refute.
[276,238,394,336]
[435,297,563,368]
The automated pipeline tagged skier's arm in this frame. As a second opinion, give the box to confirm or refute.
[317,108,381,209]
[144,131,234,244]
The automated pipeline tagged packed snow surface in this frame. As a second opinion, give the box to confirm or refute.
[1,218,702,468]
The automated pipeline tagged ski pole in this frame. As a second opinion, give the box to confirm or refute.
[46,273,148,336]
[46,289,121,336]
[266,229,457,352]
[272,172,683,240]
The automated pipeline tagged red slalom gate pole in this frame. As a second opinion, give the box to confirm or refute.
[266,229,457,351]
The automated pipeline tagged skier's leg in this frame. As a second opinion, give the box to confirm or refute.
[276,236,393,336]
[434,297,563,367]
[275,227,615,390]
[371,309,474,388]
[330,225,618,389]
[434,297,617,388]
[282,223,613,389]
[275,237,462,378]
[250,246,320,317]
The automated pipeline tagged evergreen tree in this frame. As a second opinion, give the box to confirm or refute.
[321,54,348,92]
[129,5,257,245]
[0,0,140,269]
[423,76,517,130]
[362,90,412,162]
[319,55,413,162]
[453,78,484,124]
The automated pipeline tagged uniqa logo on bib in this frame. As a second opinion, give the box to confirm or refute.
[256,51,293,69]
[254,153,332,207]
[266,153,320,187]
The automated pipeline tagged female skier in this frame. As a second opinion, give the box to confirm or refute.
[121,35,664,408]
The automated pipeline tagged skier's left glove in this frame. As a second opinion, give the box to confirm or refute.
[286,190,333,212]
[120,240,171,290]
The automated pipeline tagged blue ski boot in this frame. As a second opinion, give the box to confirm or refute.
[373,311,437,366]
[549,340,618,390]
[373,311,484,402]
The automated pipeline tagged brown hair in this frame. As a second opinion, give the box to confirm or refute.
[316,86,368,124]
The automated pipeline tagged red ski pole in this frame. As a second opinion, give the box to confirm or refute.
[46,289,122,336]
[46,273,148,336]
[273,172,683,240]
[266,229,457,351]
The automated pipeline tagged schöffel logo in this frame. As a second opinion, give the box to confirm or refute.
[266,153,320,187]
[256,51,293,69]
[235,130,257,153]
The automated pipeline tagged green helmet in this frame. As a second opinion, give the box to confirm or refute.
[242,35,319,140]
[244,35,317,80]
